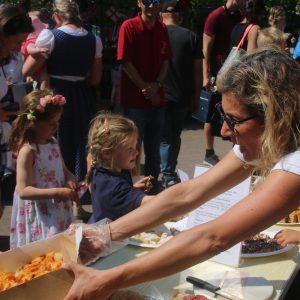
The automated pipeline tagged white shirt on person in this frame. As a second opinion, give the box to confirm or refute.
[233,144,300,175]
[36,25,103,58]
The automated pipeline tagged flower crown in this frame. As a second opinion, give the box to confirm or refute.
[26,94,66,121]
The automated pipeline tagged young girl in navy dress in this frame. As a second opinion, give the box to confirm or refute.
[86,113,154,222]
[9,90,78,249]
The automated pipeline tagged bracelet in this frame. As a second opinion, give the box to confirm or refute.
[155,79,163,88]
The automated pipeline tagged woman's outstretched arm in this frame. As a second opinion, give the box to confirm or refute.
[64,167,300,300]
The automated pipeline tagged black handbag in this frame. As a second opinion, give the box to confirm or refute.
[192,89,222,137]
[192,89,213,123]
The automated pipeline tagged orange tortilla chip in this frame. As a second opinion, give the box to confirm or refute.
[0,252,63,292]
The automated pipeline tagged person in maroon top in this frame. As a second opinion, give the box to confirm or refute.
[117,0,172,194]
[202,0,243,167]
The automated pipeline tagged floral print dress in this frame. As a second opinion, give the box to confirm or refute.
[10,142,73,249]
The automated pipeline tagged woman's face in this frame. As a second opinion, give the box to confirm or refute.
[1,32,28,57]
[220,92,264,162]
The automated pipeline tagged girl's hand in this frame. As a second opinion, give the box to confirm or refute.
[133,176,153,192]
[56,187,78,202]
[63,263,115,300]
[275,229,300,247]
[66,174,78,191]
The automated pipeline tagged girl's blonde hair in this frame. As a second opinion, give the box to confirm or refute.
[53,0,82,27]
[9,89,64,154]
[217,49,300,175]
[268,5,286,27]
[257,27,287,51]
[86,113,138,183]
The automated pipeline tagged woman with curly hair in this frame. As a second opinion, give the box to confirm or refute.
[64,49,300,300]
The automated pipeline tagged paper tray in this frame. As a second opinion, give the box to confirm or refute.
[0,232,78,300]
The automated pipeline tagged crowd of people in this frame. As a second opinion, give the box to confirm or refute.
[1,0,300,299]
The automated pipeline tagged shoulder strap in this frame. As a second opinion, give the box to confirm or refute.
[232,24,254,58]
[236,24,254,50]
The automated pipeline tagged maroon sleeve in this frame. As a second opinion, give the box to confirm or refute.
[204,9,219,37]
[117,21,134,62]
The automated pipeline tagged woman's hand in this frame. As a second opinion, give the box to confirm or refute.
[275,229,300,247]
[63,263,115,300]
[67,223,112,264]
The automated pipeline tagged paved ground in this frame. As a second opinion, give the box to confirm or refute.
[0,117,231,251]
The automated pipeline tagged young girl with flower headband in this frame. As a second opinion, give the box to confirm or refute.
[8,89,78,249]
[86,113,154,223]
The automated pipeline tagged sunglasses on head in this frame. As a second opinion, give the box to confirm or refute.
[215,102,254,133]
[141,0,161,6]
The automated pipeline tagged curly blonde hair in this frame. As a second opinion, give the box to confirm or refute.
[217,49,300,175]
[9,89,63,155]
[53,0,82,27]
[86,113,139,183]
[257,27,287,51]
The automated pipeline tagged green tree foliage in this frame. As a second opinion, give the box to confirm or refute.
[1,0,299,31]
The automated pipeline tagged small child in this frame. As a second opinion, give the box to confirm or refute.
[20,11,50,90]
[86,113,154,222]
[275,229,300,247]
[9,90,78,249]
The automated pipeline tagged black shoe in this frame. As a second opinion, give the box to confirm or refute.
[203,154,220,167]
[163,178,181,189]
[147,181,164,195]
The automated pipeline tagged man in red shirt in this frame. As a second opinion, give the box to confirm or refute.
[117,0,172,194]
[202,0,243,166]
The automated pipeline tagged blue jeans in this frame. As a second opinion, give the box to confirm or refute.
[124,107,165,180]
[160,104,189,184]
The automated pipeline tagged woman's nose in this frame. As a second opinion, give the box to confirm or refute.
[220,121,233,138]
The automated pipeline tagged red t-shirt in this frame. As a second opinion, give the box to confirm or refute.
[117,13,172,108]
[204,6,242,75]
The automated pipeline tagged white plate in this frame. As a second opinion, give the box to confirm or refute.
[126,224,174,248]
[277,222,300,226]
[194,271,273,300]
[241,243,294,258]
[241,229,295,258]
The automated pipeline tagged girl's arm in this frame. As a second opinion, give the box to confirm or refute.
[64,166,300,300]
[247,25,260,52]
[109,149,253,241]
[16,145,77,201]
[62,158,78,189]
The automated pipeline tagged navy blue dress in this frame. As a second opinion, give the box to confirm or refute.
[88,167,145,222]
[47,29,96,180]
